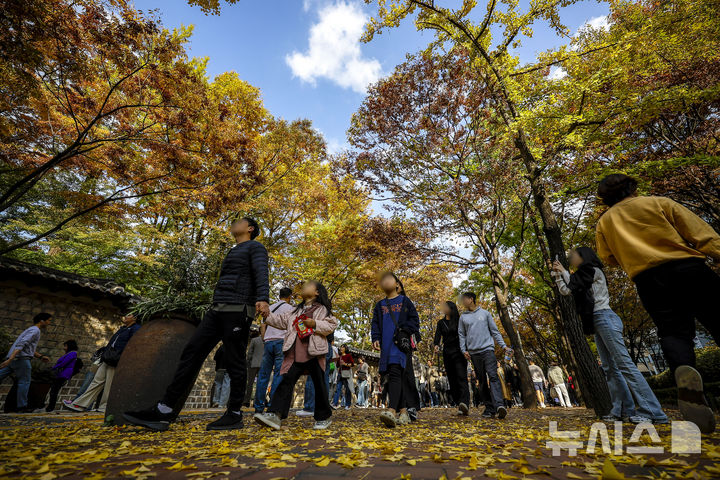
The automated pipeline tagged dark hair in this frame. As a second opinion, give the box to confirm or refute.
[33,312,52,323]
[597,174,638,206]
[445,301,460,330]
[278,287,293,299]
[64,339,78,351]
[242,217,260,239]
[294,280,332,316]
[461,292,477,303]
[573,246,604,270]
[380,272,406,296]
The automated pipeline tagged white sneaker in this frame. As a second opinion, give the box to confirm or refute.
[380,411,397,428]
[295,410,314,417]
[313,419,332,429]
[629,415,652,424]
[253,412,282,430]
[676,365,716,434]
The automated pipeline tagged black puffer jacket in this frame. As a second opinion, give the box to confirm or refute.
[212,240,270,304]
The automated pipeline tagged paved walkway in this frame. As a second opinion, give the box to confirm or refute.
[0,406,718,479]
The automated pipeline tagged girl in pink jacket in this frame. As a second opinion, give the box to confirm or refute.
[254,280,338,430]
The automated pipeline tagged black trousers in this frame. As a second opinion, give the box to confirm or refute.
[268,358,331,421]
[162,309,251,413]
[443,349,469,406]
[634,258,720,372]
[469,350,504,415]
[45,377,67,412]
[387,353,419,412]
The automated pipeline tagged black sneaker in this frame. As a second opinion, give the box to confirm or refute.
[206,410,243,431]
[497,406,507,420]
[123,405,173,432]
[481,410,495,418]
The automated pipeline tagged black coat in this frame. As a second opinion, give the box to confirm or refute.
[212,240,270,304]
[433,317,461,354]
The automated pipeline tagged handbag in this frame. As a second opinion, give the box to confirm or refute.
[385,298,417,354]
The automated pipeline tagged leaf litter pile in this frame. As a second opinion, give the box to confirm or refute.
[1,407,719,479]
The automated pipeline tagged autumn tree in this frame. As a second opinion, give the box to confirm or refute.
[347,50,538,407]
[361,0,614,415]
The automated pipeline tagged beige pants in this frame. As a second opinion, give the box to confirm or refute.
[73,363,115,412]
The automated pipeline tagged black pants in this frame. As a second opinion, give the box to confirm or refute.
[387,354,418,412]
[162,309,251,413]
[469,350,504,415]
[443,349,469,406]
[404,354,420,410]
[634,258,720,372]
[45,377,67,412]
[269,358,331,421]
[243,366,259,405]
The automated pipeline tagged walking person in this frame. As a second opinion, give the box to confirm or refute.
[64,313,140,414]
[0,313,52,412]
[124,217,270,431]
[552,246,668,424]
[458,292,512,419]
[433,301,470,415]
[547,362,571,408]
[355,356,370,407]
[256,288,294,414]
[595,173,720,432]
[296,337,335,418]
[43,339,80,412]
[332,345,354,409]
[372,272,421,428]
[254,281,337,430]
[528,360,548,408]
[243,327,263,407]
[212,345,230,408]
[371,272,420,428]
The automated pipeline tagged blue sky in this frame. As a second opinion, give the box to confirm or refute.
[132,0,609,153]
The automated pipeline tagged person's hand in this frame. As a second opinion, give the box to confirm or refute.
[256,301,270,318]
[0,359,10,369]
[41,355,50,363]
[372,341,380,351]
[434,345,440,353]
[304,317,316,328]
[464,352,471,361]
[551,260,565,273]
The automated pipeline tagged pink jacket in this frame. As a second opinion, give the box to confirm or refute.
[265,304,337,357]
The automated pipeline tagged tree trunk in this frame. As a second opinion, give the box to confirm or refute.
[514,133,612,417]
[492,284,537,408]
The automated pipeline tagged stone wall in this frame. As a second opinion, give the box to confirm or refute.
[0,280,215,411]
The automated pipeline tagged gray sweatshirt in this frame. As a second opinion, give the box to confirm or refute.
[458,307,506,354]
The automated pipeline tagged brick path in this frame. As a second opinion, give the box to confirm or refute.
[0,406,719,479]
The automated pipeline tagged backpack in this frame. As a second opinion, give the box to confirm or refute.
[71,357,84,377]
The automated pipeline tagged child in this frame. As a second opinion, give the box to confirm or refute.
[371,272,421,428]
[254,280,338,430]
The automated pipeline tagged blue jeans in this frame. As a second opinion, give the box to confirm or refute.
[303,340,332,411]
[254,339,284,413]
[74,369,96,400]
[333,376,353,407]
[356,380,368,407]
[0,358,32,409]
[594,309,667,421]
[213,371,230,407]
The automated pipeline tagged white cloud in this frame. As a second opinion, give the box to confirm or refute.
[548,66,568,80]
[286,2,382,94]
[581,15,610,31]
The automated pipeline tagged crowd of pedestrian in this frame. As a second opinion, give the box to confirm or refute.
[3,173,718,436]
